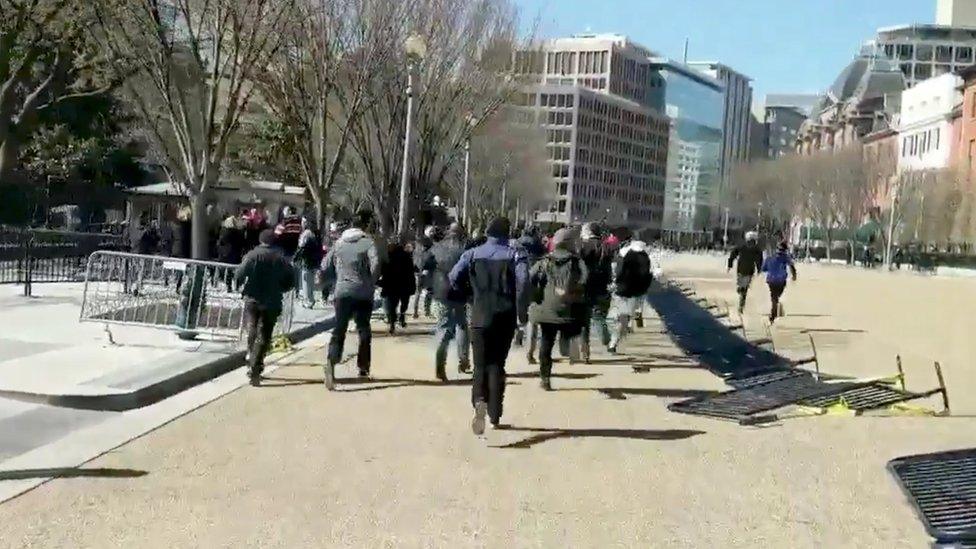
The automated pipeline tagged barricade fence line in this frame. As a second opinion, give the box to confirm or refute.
[80,251,295,344]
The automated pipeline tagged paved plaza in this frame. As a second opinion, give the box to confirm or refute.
[0,254,972,547]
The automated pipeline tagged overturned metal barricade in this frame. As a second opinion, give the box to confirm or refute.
[80,251,294,343]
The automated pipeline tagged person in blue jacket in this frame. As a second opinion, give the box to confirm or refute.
[449,217,527,436]
[761,241,797,323]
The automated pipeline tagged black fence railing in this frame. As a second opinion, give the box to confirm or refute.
[0,228,126,296]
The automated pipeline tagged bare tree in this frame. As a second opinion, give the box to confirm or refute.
[253,0,401,229]
[0,0,120,184]
[344,0,525,235]
[93,0,292,257]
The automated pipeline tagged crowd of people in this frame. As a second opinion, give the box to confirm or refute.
[226,206,664,436]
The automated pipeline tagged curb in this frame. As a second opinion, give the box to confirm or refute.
[0,314,342,412]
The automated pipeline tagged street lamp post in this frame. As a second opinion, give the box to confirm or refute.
[756,201,763,232]
[462,115,477,232]
[722,207,730,247]
[884,180,900,270]
[396,34,427,235]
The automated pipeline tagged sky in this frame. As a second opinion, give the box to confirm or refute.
[514,0,935,106]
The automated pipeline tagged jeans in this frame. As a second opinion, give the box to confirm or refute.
[580,297,611,360]
[300,268,317,306]
[244,299,281,375]
[470,312,516,423]
[383,295,410,326]
[328,297,373,373]
[538,323,582,378]
[768,280,787,320]
[434,301,470,368]
[735,274,753,311]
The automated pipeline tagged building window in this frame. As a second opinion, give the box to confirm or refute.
[883,43,895,59]
[936,45,953,63]
[916,44,933,62]
[897,44,914,60]
[957,46,973,64]
[935,127,940,149]
[915,63,932,80]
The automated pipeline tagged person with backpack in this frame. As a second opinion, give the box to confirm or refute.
[514,225,547,356]
[320,210,380,390]
[727,231,764,314]
[234,229,296,385]
[578,222,613,363]
[426,223,470,380]
[608,228,653,354]
[528,228,589,391]
[761,241,797,323]
[295,218,324,309]
[449,217,527,435]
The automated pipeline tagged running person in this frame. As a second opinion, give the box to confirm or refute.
[761,241,797,323]
[727,231,764,314]
[449,217,527,435]
[607,228,653,354]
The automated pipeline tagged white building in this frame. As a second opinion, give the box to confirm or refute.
[665,136,702,232]
[938,0,976,26]
[897,72,963,173]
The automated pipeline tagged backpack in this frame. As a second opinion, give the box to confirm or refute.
[615,249,652,297]
[545,256,586,305]
[297,233,323,266]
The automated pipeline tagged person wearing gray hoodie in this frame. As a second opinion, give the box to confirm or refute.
[320,210,380,390]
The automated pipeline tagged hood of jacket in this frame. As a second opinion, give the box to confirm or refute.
[619,240,648,257]
[340,228,366,243]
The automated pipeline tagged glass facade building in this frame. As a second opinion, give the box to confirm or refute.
[648,60,725,234]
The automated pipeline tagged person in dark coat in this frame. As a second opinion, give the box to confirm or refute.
[727,231,764,314]
[425,223,470,380]
[412,226,435,318]
[528,228,589,391]
[234,229,296,385]
[379,236,417,334]
[217,214,246,291]
[578,222,613,363]
[514,225,548,360]
[449,217,527,434]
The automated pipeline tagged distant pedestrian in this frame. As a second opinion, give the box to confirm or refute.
[528,228,588,391]
[513,225,547,359]
[727,231,764,314]
[243,208,268,253]
[320,210,380,390]
[412,226,435,318]
[294,218,324,309]
[234,229,296,385]
[379,236,416,334]
[274,206,303,257]
[427,223,470,380]
[608,228,653,354]
[449,217,527,435]
[578,222,613,363]
[761,241,797,324]
[217,214,245,265]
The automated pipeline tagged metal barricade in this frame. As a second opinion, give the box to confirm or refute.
[80,251,295,343]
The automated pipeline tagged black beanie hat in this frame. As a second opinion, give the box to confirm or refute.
[259,228,276,245]
[486,217,511,239]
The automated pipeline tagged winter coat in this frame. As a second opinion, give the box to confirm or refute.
[294,229,323,269]
[762,251,796,284]
[234,244,296,312]
[613,240,653,298]
[528,248,589,325]
[427,237,466,303]
[413,239,434,289]
[449,236,528,328]
[320,228,380,301]
[728,242,764,276]
[274,215,303,256]
[579,238,613,302]
[380,246,417,298]
[217,226,245,264]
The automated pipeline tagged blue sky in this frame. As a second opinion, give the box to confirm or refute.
[514,0,935,105]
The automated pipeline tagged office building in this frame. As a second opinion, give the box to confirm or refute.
[764,106,807,158]
[512,34,670,229]
[898,72,962,173]
[687,62,754,196]
[648,59,724,235]
[937,0,976,26]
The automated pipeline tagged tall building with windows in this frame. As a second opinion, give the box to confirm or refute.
[512,34,670,230]
[647,59,724,235]
[687,62,754,198]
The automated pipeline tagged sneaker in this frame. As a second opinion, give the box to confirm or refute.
[399,315,407,328]
[388,324,395,335]
[323,361,336,391]
[358,368,370,379]
[436,363,447,382]
[247,369,262,386]
[489,420,505,430]
[607,345,617,354]
[540,377,553,391]
[472,401,488,436]
[458,361,472,374]
[527,354,537,365]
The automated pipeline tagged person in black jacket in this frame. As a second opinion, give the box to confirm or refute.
[234,229,296,385]
[379,236,417,334]
[425,223,470,380]
[727,231,764,314]
[578,222,613,362]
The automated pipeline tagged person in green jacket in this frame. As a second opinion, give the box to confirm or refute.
[528,228,589,391]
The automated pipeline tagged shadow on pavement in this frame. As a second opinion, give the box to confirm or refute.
[334,377,474,393]
[257,377,323,387]
[509,372,601,380]
[592,387,719,400]
[495,427,705,449]
[646,286,790,377]
[0,468,147,481]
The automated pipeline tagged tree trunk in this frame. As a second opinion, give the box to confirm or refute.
[190,193,210,260]
[825,229,833,261]
[0,137,21,185]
